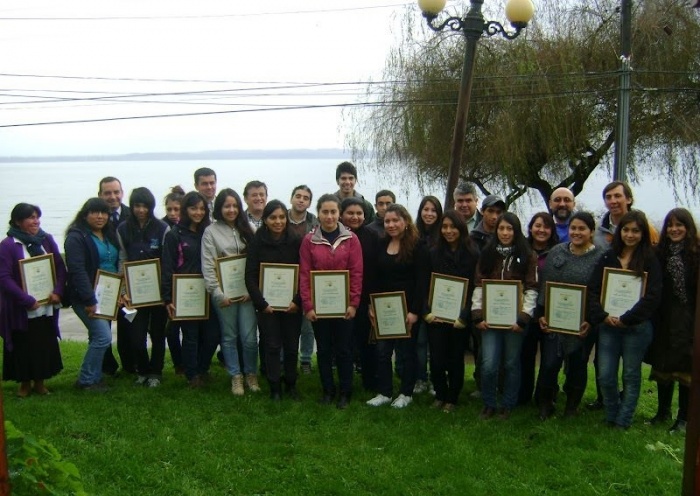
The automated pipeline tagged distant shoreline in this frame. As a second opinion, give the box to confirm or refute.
[0,148,348,163]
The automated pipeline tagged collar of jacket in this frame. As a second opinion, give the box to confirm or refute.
[310,223,352,248]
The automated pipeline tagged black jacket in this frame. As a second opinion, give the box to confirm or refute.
[587,248,662,327]
[428,242,479,321]
[245,227,302,312]
[161,225,204,304]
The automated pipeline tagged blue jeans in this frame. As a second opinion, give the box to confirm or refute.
[180,312,219,381]
[299,316,315,364]
[598,321,653,427]
[74,304,112,386]
[215,300,258,376]
[481,327,525,410]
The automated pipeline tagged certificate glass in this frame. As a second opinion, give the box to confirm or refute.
[310,270,349,318]
[482,280,522,330]
[260,263,299,311]
[93,270,122,321]
[428,272,469,323]
[545,282,586,335]
[18,253,56,305]
[172,274,210,321]
[601,267,647,318]
[216,254,248,302]
[371,291,409,340]
[123,259,163,308]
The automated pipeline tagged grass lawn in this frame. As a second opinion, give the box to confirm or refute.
[2,341,685,495]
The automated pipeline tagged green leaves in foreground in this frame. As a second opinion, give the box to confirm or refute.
[5,420,87,496]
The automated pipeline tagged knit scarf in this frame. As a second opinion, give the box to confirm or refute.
[7,227,47,257]
[666,242,687,304]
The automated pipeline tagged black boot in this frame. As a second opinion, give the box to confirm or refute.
[538,387,555,420]
[285,381,300,401]
[564,388,585,417]
[647,382,673,424]
[269,381,281,401]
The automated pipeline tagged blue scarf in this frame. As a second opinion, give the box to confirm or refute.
[7,227,47,257]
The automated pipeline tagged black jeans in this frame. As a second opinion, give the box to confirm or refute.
[353,302,378,391]
[258,311,301,385]
[376,321,420,397]
[130,305,167,377]
[428,323,468,404]
[313,318,354,396]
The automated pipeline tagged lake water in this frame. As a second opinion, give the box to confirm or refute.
[0,158,696,247]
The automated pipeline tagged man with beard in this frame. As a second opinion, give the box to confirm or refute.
[549,187,575,243]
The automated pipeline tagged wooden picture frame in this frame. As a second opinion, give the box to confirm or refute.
[123,258,163,308]
[371,291,410,340]
[545,281,587,335]
[428,272,469,324]
[482,279,522,330]
[18,253,56,305]
[310,270,349,318]
[172,274,209,321]
[260,263,299,311]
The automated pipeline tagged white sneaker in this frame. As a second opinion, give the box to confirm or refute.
[146,378,161,388]
[366,394,392,406]
[134,375,147,386]
[428,382,436,396]
[413,380,427,394]
[391,394,413,409]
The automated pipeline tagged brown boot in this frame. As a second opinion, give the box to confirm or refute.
[17,381,31,398]
[33,380,51,395]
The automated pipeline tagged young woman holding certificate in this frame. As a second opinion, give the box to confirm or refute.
[471,212,538,420]
[202,188,258,396]
[161,191,212,389]
[646,208,699,433]
[117,187,169,388]
[423,210,478,412]
[0,203,66,397]
[366,204,428,410]
[536,212,602,419]
[587,210,662,429]
[299,194,362,410]
[245,200,303,401]
[65,198,119,391]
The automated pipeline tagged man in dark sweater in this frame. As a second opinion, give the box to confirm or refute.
[469,194,506,251]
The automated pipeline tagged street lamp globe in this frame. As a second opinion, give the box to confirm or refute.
[505,0,535,29]
[417,0,447,16]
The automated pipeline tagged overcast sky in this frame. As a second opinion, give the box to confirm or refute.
[0,0,433,155]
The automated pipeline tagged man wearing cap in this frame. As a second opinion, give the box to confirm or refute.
[549,187,575,243]
[453,182,482,233]
[469,194,506,251]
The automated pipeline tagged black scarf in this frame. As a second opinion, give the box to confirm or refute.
[666,242,687,304]
[7,227,47,257]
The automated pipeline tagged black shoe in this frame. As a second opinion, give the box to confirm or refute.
[336,394,350,410]
[285,384,300,401]
[498,408,511,420]
[74,381,110,392]
[319,393,334,405]
[669,419,687,434]
[270,391,282,401]
[645,412,671,425]
[586,399,604,411]
[479,406,496,420]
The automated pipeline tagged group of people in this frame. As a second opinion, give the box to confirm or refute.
[0,162,696,431]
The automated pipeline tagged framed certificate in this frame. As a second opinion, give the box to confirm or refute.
[172,274,209,321]
[310,270,349,318]
[216,254,248,302]
[545,282,586,335]
[18,253,56,305]
[371,291,409,340]
[482,279,522,330]
[428,272,469,323]
[93,270,122,321]
[123,259,163,308]
[260,263,299,311]
[601,267,647,318]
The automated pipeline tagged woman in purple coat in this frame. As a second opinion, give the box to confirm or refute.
[0,203,66,397]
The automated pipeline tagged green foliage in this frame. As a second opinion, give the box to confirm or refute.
[5,420,87,495]
[348,0,700,207]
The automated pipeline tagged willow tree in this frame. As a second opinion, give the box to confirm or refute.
[347,0,700,207]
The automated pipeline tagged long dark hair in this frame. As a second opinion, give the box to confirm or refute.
[259,199,289,238]
[437,209,476,255]
[657,208,699,274]
[212,188,253,243]
[416,196,443,245]
[611,210,654,277]
[124,187,157,242]
[66,197,117,245]
[479,212,531,275]
[179,191,210,234]
[385,204,419,263]
[527,211,559,249]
